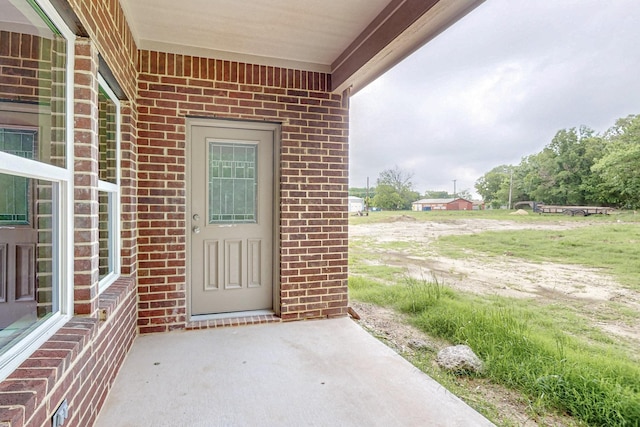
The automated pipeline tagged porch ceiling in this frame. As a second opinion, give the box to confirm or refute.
[118,0,483,94]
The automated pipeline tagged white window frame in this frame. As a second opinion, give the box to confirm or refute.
[0,0,75,382]
[97,75,121,293]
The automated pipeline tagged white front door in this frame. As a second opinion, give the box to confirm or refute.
[189,122,274,316]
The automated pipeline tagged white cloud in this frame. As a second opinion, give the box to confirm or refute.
[349,0,640,198]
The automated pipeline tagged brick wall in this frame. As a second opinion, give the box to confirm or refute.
[0,0,140,425]
[65,0,137,101]
[136,52,350,332]
[66,0,139,284]
[73,38,100,317]
[0,31,52,104]
[119,101,138,277]
[2,0,353,423]
[0,278,136,427]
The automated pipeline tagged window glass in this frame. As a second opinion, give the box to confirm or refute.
[0,176,58,357]
[98,190,113,280]
[0,0,67,167]
[208,142,257,223]
[0,0,70,375]
[98,87,117,184]
[97,78,120,290]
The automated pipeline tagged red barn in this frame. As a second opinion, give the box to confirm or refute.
[446,198,474,210]
[412,198,474,211]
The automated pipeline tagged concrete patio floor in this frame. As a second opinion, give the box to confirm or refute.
[95,317,494,427]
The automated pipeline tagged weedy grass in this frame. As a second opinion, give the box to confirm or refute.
[349,276,640,426]
[348,209,640,225]
[348,242,406,282]
[435,224,640,289]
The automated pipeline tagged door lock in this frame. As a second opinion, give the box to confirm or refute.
[192,226,201,234]
[193,214,200,221]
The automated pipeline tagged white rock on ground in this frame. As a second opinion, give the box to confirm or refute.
[436,345,484,374]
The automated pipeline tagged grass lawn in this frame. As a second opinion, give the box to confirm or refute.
[348,209,640,426]
[435,224,640,289]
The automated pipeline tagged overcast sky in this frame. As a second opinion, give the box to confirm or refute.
[349,0,640,198]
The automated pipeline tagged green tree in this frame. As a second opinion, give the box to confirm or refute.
[373,184,405,210]
[552,127,603,204]
[349,186,376,200]
[349,186,376,211]
[521,127,604,205]
[423,190,450,199]
[372,166,419,210]
[478,114,640,210]
[592,144,640,208]
[456,189,473,200]
[604,114,640,144]
[349,187,367,198]
[423,189,473,200]
[592,114,640,208]
[503,162,532,204]
[475,165,511,208]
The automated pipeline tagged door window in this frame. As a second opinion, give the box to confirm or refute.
[0,129,36,225]
[208,142,257,223]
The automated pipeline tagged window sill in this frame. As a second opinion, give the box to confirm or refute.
[98,277,135,321]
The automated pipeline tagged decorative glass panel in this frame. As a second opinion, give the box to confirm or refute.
[208,142,257,223]
[0,129,36,159]
[0,129,36,225]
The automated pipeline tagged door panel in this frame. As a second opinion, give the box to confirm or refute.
[224,239,242,290]
[15,244,35,300]
[190,124,274,315]
[204,240,219,290]
[0,128,38,329]
[247,239,262,288]
[0,215,38,329]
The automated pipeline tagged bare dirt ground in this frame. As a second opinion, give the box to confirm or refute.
[349,215,640,426]
[349,216,640,344]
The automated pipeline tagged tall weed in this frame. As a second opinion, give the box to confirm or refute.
[349,276,640,426]
[401,275,450,313]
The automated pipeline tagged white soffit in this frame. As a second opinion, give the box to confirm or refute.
[119,0,390,73]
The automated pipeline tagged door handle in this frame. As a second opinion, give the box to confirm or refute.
[192,226,201,234]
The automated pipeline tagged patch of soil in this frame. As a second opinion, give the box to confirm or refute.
[350,217,640,344]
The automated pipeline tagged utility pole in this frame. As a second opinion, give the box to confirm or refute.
[452,179,457,198]
[508,168,513,210]
[365,176,369,212]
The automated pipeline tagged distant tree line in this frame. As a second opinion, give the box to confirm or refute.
[350,165,473,211]
[476,114,640,209]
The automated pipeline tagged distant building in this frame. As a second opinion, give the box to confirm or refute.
[412,198,474,211]
[348,196,365,213]
[472,200,485,210]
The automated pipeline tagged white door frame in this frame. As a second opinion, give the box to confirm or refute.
[186,118,281,320]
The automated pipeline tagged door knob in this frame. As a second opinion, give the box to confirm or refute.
[192,226,201,234]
